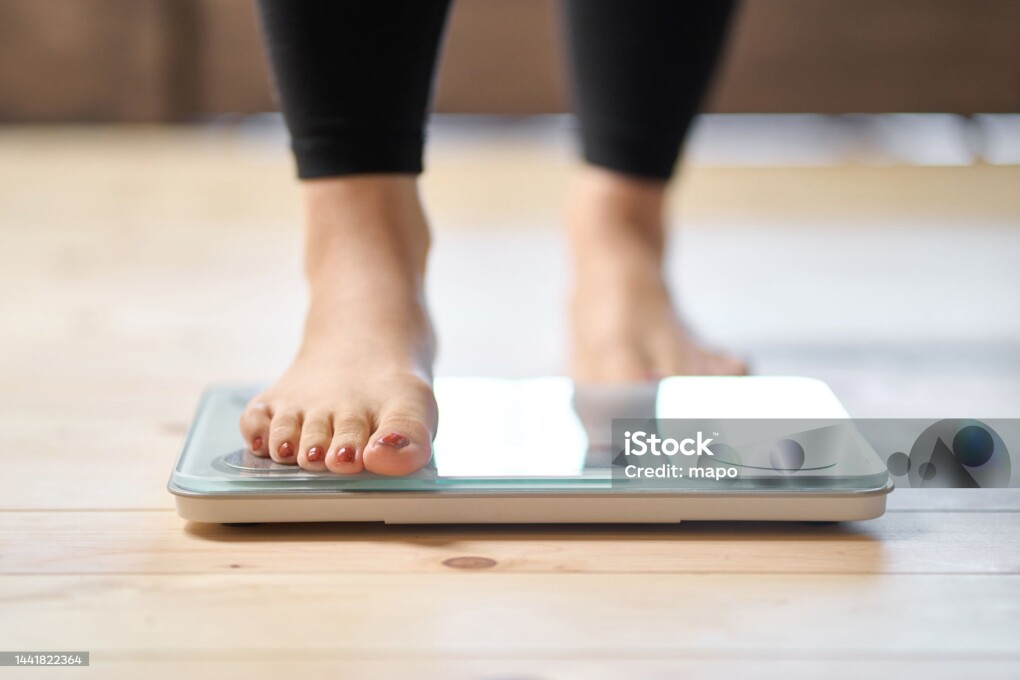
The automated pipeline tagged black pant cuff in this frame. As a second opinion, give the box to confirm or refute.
[580,128,685,181]
[292,132,425,179]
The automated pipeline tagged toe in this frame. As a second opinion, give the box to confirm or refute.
[240,400,272,457]
[364,417,434,476]
[268,409,302,465]
[298,411,333,471]
[363,388,437,476]
[703,350,748,377]
[720,354,749,376]
[325,413,371,475]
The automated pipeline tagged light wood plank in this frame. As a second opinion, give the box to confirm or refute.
[0,416,185,510]
[0,574,1017,656]
[3,126,1020,226]
[888,489,1020,511]
[65,659,1020,680]
[2,510,1019,576]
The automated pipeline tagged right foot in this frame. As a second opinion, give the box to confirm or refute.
[238,177,438,476]
[567,166,747,382]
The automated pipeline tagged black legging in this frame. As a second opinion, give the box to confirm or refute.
[256,0,737,181]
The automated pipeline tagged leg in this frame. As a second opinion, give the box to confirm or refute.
[563,0,746,381]
[239,1,451,475]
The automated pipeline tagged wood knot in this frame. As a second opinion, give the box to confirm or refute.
[442,556,497,570]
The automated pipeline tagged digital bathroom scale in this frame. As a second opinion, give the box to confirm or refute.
[169,377,892,524]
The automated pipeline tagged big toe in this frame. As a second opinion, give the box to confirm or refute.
[362,387,437,476]
[363,421,434,476]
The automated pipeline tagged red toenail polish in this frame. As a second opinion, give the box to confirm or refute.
[337,446,356,464]
[307,446,324,462]
[378,433,409,449]
[251,437,263,452]
[278,442,294,458]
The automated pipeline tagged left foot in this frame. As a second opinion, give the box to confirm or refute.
[566,166,746,382]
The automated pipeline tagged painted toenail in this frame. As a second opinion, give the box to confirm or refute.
[307,446,324,462]
[337,446,356,464]
[279,442,294,458]
[378,433,409,449]
[251,437,263,452]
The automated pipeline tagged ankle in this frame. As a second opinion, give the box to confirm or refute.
[301,175,431,282]
[567,165,669,268]
[569,165,667,227]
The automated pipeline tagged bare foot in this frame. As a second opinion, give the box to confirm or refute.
[239,176,438,475]
[567,166,746,382]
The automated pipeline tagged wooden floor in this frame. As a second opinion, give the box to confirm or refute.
[1,124,1018,679]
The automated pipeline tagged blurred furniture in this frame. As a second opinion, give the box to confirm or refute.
[2,0,1020,121]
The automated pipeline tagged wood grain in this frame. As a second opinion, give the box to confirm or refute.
[2,510,1018,576]
[75,659,1020,680]
[1,574,1017,656]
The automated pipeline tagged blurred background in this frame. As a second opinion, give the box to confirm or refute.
[3,0,1020,120]
[1,0,1019,462]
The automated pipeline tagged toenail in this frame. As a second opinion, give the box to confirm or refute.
[251,437,263,452]
[337,446,356,464]
[377,433,409,449]
[278,442,294,458]
[307,446,324,462]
